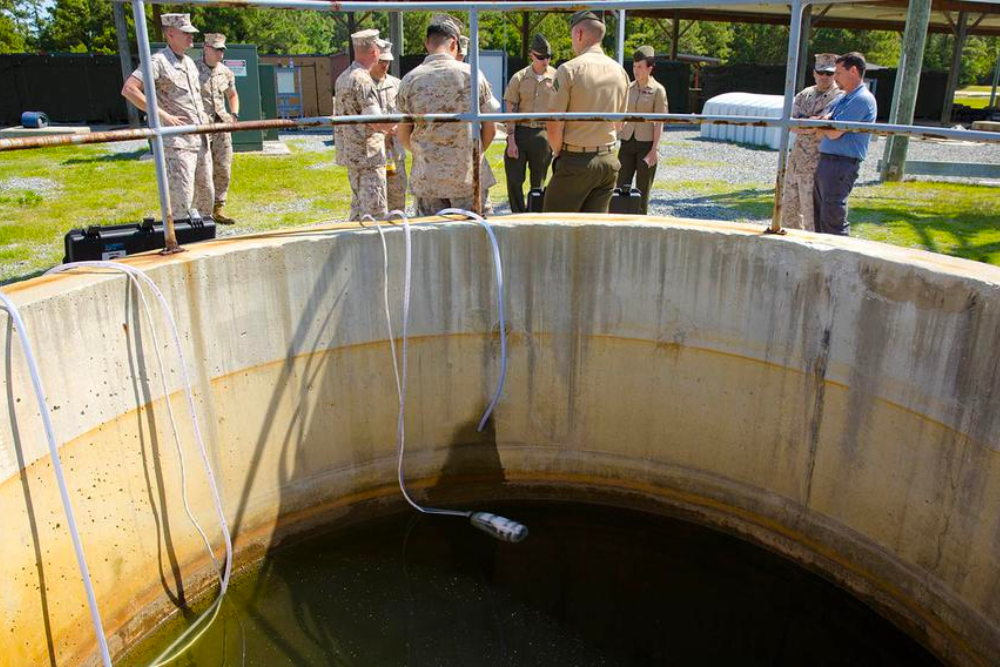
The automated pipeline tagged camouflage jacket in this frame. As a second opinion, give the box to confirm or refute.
[334,62,386,169]
[197,59,237,123]
[130,48,208,150]
[789,84,842,172]
[397,54,496,199]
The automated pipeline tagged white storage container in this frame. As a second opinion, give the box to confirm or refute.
[700,93,787,150]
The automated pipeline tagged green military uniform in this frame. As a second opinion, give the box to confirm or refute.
[543,12,629,213]
[503,34,556,213]
[617,46,668,215]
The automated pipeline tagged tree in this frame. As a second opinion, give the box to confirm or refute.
[38,0,120,54]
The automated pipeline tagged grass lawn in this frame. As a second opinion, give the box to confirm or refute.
[2,138,999,283]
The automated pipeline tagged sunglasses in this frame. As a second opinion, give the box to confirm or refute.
[815,70,834,76]
[531,53,551,60]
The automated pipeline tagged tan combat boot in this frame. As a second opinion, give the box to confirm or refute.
[213,203,236,225]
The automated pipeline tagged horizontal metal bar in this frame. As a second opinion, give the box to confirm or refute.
[111,0,860,11]
[5,112,999,152]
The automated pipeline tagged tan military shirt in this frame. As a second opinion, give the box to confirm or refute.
[197,59,237,122]
[620,78,668,142]
[789,83,842,172]
[547,45,629,149]
[397,53,496,199]
[504,65,556,128]
[130,47,208,150]
[334,61,386,169]
[376,73,402,114]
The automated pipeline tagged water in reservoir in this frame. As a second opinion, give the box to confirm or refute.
[124,501,940,666]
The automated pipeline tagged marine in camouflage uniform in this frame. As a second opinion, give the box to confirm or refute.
[398,17,497,216]
[335,29,389,221]
[781,53,842,231]
[197,33,239,224]
[372,44,408,213]
[456,31,499,215]
[123,13,213,222]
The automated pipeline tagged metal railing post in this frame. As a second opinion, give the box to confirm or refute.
[771,0,806,234]
[470,8,483,216]
[130,0,181,253]
[617,9,627,66]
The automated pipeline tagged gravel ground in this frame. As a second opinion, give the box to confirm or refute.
[0,176,61,194]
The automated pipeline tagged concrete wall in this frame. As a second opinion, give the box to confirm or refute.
[2,215,999,666]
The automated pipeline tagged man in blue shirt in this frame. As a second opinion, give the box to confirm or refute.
[812,52,878,236]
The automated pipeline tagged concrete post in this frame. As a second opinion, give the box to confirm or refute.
[989,41,1000,114]
[881,0,932,182]
[941,11,969,125]
[795,5,812,92]
[389,11,402,78]
[113,1,140,128]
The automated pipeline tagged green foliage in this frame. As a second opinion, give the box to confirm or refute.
[39,0,120,54]
[187,8,340,55]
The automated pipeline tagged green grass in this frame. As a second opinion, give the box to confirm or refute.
[2,139,999,283]
[668,179,1000,265]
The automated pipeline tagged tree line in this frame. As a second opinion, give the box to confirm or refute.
[2,1,997,85]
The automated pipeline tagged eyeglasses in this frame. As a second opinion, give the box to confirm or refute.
[815,70,834,76]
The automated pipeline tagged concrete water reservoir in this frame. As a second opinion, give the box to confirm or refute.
[2,214,1000,665]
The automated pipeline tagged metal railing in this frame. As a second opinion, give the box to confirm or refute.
[3,0,999,247]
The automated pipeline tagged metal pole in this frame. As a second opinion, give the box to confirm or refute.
[521,12,530,62]
[794,5,811,92]
[131,0,180,253]
[617,9,627,66]
[470,8,483,216]
[941,10,969,125]
[771,0,805,234]
[881,0,931,182]
[113,1,140,128]
[389,11,403,78]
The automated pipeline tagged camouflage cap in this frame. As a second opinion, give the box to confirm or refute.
[815,53,838,73]
[633,45,655,62]
[569,10,603,28]
[203,33,226,50]
[379,41,394,61]
[427,14,461,41]
[351,28,381,49]
[530,34,551,57]
[161,13,198,34]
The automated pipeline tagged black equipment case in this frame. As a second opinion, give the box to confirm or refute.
[528,187,545,213]
[608,187,643,215]
[63,217,217,263]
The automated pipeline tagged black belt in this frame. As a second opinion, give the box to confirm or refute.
[821,153,861,165]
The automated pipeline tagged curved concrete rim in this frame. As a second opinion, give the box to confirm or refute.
[2,214,999,666]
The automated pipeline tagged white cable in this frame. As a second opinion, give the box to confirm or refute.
[436,208,508,432]
[45,261,233,664]
[0,291,113,667]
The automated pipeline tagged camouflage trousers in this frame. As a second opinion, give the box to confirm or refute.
[386,153,408,213]
[347,166,388,221]
[415,196,479,217]
[780,164,818,231]
[209,131,233,205]
[166,138,214,221]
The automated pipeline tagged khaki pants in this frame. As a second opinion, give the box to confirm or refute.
[165,138,213,221]
[209,130,233,205]
[542,151,620,213]
[504,126,552,213]
[347,166,388,221]
[617,138,657,215]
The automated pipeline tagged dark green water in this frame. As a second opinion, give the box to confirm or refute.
[129,502,940,666]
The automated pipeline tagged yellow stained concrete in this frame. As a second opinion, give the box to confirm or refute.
[2,215,1000,666]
